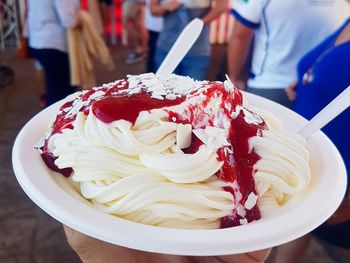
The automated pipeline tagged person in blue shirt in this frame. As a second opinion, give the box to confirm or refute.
[28,0,80,106]
[277,17,350,263]
[150,0,227,80]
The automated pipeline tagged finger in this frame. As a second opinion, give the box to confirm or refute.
[287,80,297,90]
[63,225,93,253]
[246,249,271,262]
[63,225,139,263]
[63,225,101,262]
[284,88,296,101]
[216,248,271,263]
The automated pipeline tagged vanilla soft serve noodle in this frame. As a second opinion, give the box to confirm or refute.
[37,73,311,229]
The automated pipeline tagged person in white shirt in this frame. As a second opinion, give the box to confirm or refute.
[28,0,80,106]
[227,0,350,108]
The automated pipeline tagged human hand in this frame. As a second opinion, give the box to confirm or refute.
[74,10,84,28]
[64,225,271,263]
[227,74,247,91]
[162,0,182,12]
[285,81,297,101]
[234,79,247,91]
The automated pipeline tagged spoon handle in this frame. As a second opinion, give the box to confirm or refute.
[156,18,204,76]
[299,85,350,139]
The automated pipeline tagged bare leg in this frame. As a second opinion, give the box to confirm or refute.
[99,2,109,28]
[123,2,147,64]
[136,4,148,54]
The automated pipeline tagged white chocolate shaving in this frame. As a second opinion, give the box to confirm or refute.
[176,124,192,149]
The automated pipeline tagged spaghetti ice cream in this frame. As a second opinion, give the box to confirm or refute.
[37,73,310,229]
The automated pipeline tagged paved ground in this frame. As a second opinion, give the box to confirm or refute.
[0,46,335,263]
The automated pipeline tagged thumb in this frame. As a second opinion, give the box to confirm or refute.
[63,225,100,262]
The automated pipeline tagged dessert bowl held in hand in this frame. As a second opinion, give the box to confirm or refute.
[36,73,311,229]
[12,73,346,255]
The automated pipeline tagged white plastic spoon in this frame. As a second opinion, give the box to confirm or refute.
[299,85,350,139]
[156,18,204,75]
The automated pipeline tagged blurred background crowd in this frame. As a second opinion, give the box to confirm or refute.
[0,0,349,262]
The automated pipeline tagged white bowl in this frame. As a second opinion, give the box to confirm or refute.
[12,92,347,256]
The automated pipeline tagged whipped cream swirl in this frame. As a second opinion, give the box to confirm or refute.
[40,73,311,229]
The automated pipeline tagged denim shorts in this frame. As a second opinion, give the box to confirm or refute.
[155,49,210,81]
